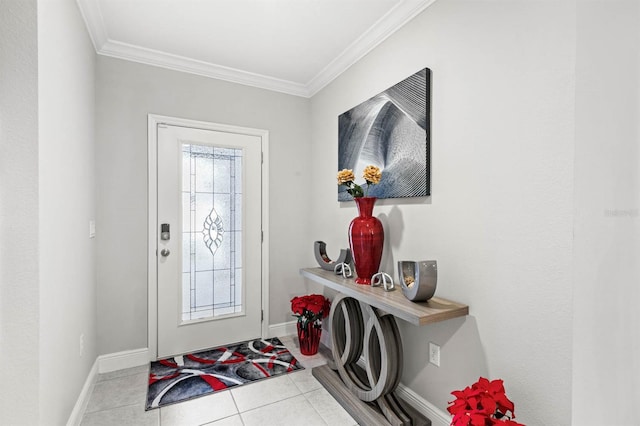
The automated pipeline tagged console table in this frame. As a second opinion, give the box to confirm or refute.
[300,267,468,426]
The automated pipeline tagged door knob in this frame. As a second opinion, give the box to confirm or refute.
[160,249,171,257]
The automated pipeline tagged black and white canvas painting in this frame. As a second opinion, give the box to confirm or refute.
[338,68,430,201]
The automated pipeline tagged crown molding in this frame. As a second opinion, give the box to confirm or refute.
[76,0,108,51]
[76,0,437,98]
[99,39,310,97]
[305,0,438,97]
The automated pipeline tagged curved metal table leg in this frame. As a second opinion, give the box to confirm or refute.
[313,293,431,426]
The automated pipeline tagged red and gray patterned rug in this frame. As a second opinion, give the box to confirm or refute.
[145,337,303,410]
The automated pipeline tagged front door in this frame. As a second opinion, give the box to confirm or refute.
[156,123,262,358]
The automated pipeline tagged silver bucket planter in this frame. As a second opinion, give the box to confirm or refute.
[397,260,437,302]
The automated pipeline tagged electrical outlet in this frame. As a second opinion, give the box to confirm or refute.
[429,342,440,367]
[79,333,85,357]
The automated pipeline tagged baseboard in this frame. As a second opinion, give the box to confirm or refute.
[396,384,451,426]
[267,320,297,338]
[97,347,150,373]
[66,358,98,426]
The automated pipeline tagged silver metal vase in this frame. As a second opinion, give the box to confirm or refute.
[397,260,437,302]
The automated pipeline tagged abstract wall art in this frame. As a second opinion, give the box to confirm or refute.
[338,68,431,201]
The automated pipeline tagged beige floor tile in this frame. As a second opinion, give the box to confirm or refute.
[230,374,300,412]
[80,403,159,426]
[305,387,358,426]
[289,368,323,394]
[85,372,149,413]
[201,414,244,426]
[160,390,238,426]
[240,395,326,426]
[97,365,149,382]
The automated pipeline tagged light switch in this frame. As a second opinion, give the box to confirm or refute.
[89,220,96,238]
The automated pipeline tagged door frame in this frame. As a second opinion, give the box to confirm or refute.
[147,114,270,360]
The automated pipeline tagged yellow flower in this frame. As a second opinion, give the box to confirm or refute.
[337,169,355,185]
[362,165,382,185]
[337,165,381,198]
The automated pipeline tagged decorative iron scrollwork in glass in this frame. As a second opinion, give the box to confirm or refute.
[202,207,223,256]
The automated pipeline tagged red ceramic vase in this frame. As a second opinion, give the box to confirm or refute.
[297,321,321,355]
[349,197,384,285]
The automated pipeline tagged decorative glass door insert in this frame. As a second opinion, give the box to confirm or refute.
[182,143,243,322]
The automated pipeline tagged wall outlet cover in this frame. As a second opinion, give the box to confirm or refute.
[429,342,440,367]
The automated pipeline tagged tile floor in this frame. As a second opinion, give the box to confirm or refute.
[80,335,358,426]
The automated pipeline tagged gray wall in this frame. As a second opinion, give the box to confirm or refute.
[37,0,97,422]
[572,2,640,425]
[309,1,576,424]
[95,57,312,354]
[0,0,97,424]
[0,1,40,424]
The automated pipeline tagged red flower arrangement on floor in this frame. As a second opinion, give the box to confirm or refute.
[290,294,331,328]
[447,377,525,426]
[290,294,331,356]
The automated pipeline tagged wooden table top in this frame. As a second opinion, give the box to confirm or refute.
[300,267,469,326]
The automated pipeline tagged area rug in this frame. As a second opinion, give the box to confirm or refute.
[145,337,303,410]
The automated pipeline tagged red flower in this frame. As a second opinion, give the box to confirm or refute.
[451,410,489,426]
[472,378,515,417]
[290,294,331,326]
[290,297,307,316]
[448,377,524,426]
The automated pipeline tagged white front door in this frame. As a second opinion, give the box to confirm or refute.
[156,123,263,358]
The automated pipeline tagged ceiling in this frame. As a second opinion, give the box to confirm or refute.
[76,0,436,97]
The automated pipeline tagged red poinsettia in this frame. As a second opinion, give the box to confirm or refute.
[447,377,524,426]
[291,294,330,328]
